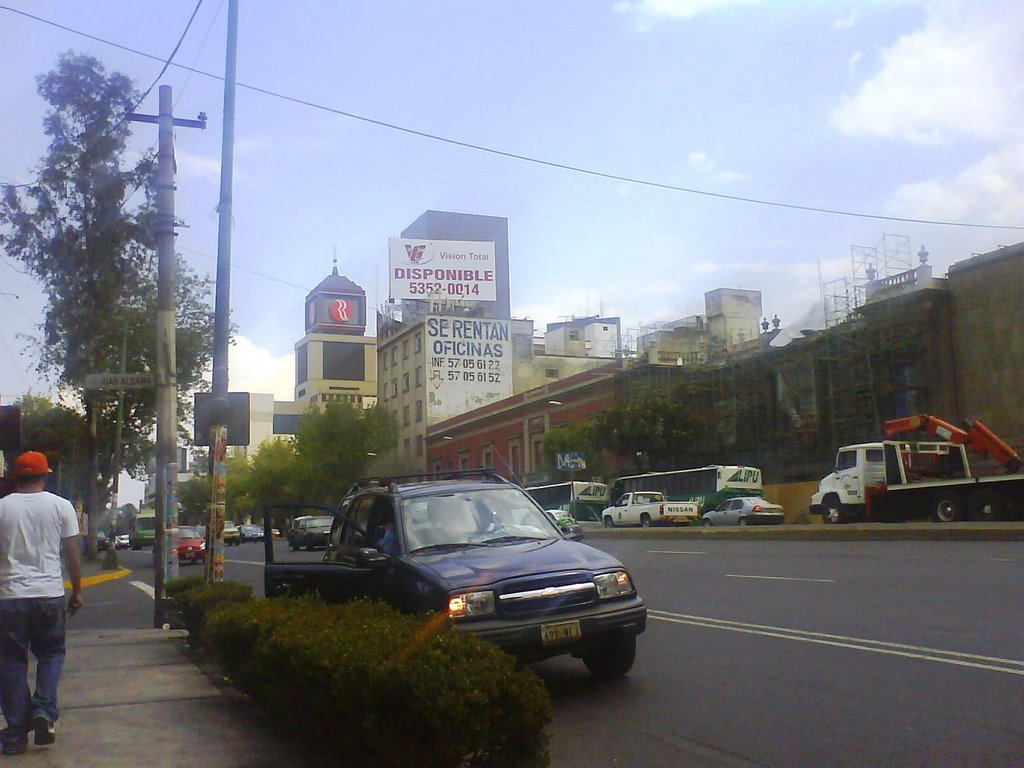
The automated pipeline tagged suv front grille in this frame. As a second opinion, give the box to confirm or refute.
[496,576,596,617]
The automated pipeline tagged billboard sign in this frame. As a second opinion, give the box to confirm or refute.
[388,238,496,302]
[556,452,587,471]
[425,315,512,420]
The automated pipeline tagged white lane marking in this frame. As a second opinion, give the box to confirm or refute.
[130,580,155,598]
[726,574,835,583]
[224,559,264,566]
[647,550,707,555]
[649,610,1024,676]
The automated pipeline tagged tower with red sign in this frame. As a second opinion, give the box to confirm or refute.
[294,261,377,408]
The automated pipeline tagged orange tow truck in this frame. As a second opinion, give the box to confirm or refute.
[810,415,1024,523]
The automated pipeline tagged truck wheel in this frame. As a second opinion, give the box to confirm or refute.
[968,489,1005,522]
[822,496,843,525]
[640,513,651,528]
[582,634,636,680]
[603,516,614,528]
[932,493,963,523]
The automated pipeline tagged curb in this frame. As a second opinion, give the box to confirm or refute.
[582,523,1024,542]
[65,567,132,590]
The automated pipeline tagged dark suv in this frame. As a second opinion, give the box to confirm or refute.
[263,471,646,679]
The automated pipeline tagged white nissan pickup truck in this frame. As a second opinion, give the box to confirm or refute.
[600,491,701,528]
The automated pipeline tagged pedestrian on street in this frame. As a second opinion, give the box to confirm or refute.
[0,451,82,755]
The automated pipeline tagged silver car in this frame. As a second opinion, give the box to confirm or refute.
[701,496,784,526]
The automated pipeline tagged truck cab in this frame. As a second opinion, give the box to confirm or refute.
[810,443,885,524]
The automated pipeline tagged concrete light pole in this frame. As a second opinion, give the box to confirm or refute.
[207,0,239,584]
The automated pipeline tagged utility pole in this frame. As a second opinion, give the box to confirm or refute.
[128,85,206,627]
[207,0,239,584]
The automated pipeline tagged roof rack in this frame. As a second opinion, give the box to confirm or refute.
[353,468,512,489]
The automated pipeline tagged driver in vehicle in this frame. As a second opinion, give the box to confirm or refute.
[375,507,399,556]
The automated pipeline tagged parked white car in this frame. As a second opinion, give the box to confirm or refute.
[701,496,784,526]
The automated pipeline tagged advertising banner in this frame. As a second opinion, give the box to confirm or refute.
[556,452,587,471]
[388,238,496,302]
[425,315,512,420]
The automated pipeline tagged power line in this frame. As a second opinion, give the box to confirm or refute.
[2,5,1022,233]
[178,246,310,291]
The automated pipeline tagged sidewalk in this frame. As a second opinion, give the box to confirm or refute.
[12,628,313,767]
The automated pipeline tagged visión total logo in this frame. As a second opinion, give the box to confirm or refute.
[404,243,430,264]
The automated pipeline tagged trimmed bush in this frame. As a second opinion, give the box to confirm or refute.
[165,578,252,644]
[205,598,552,768]
[165,574,206,597]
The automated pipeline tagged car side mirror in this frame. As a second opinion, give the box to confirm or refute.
[560,525,583,541]
[356,547,392,568]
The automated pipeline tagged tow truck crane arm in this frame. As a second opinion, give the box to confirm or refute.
[883,414,1022,473]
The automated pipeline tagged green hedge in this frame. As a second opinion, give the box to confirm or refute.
[205,597,552,768]
[164,577,252,644]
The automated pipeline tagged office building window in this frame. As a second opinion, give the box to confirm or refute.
[415,366,423,386]
[391,348,397,366]
[404,438,411,454]
[414,335,421,353]
[403,405,410,426]
[403,373,410,392]
[416,435,423,456]
[569,330,580,341]
[391,379,397,398]
[545,368,558,378]
[402,339,409,359]
[415,400,423,422]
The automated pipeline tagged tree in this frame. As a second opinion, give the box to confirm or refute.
[0,53,214,555]
[595,394,709,472]
[541,419,608,482]
[177,474,211,526]
[16,394,90,501]
[292,402,398,504]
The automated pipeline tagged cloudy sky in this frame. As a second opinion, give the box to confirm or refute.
[2,0,1023,410]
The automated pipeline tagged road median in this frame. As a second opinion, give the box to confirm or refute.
[583,522,1024,542]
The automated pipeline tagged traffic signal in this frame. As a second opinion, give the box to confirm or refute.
[0,405,21,452]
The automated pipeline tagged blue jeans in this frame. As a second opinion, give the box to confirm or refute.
[0,597,67,750]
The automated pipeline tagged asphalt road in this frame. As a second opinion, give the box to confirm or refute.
[83,537,1023,767]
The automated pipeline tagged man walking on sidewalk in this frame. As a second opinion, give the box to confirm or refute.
[0,451,82,755]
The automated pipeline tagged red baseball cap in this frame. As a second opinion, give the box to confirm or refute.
[14,451,53,477]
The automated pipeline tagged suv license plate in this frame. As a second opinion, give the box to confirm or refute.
[541,619,581,645]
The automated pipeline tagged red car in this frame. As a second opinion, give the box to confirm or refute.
[176,526,206,565]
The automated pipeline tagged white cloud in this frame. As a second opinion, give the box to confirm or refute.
[175,150,221,182]
[831,3,1024,145]
[833,11,858,30]
[687,150,749,184]
[884,139,1024,225]
[847,50,862,76]
[615,0,759,30]
[228,336,295,401]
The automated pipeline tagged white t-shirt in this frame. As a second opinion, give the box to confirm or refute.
[0,490,80,599]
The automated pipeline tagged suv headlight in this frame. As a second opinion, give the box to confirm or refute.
[448,591,496,618]
[594,571,634,599]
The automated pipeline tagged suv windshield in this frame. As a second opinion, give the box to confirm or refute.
[401,487,560,552]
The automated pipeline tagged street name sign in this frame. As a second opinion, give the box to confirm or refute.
[85,373,155,390]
